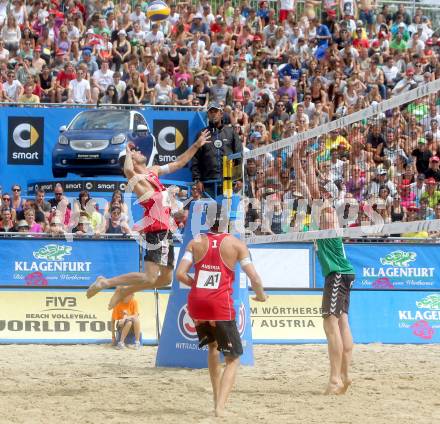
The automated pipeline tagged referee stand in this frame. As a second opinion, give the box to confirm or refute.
[155,154,254,368]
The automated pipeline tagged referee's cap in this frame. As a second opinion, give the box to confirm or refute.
[207,101,223,112]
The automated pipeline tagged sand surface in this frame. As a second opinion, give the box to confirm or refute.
[0,344,439,424]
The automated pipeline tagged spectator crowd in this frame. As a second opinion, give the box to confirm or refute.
[0,183,133,236]
[0,0,440,238]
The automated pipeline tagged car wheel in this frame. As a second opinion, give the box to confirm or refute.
[53,169,67,179]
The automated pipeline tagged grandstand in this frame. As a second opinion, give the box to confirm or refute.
[1,1,440,422]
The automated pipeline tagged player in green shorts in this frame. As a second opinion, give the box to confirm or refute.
[317,208,355,395]
[292,142,355,395]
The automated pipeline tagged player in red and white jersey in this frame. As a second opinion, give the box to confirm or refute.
[188,232,236,321]
[87,129,211,309]
[176,204,267,417]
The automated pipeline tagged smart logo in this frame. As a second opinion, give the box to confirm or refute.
[177,304,198,340]
[158,126,185,151]
[153,119,188,165]
[8,117,44,165]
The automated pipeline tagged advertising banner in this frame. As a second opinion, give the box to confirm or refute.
[315,243,440,290]
[350,291,440,343]
[0,290,157,344]
[0,107,206,192]
[0,238,139,287]
[249,292,326,343]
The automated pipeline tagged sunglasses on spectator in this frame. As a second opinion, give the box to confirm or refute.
[2,197,10,201]
[55,192,63,196]
[12,188,20,192]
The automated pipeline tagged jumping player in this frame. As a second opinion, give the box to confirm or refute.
[292,143,355,395]
[86,129,211,309]
[176,204,267,417]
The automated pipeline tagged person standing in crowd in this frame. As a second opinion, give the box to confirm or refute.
[176,203,267,417]
[192,102,242,199]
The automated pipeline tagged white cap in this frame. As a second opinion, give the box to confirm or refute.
[17,220,29,228]
[193,13,203,20]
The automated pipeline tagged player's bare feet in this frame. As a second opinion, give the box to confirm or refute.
[324,381,344,395]
[108,287,128,310]
[215,406,226,417]
[86,276,108,299]
[340,377,352,394]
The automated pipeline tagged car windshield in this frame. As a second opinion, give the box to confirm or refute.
[69,111,131,130]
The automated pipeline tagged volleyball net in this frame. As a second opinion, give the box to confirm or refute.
[239,79,440,244]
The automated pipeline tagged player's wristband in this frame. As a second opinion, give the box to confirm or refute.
[159,164,170,174]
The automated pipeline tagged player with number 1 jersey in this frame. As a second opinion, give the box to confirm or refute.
[188,232,235,321]
[176,204,267,417]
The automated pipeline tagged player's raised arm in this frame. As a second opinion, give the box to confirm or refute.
[157,129,211,176]
[123,143,136,179]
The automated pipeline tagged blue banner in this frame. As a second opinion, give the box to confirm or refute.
[0,238,139,287]
[350,291,440,343]
[0,107,206,193]
[315,243,440,290]
[156,199,254,368]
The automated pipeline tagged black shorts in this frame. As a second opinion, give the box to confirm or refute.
[143,231,174,268]
[196,320,243,358]
[322,273,355,318]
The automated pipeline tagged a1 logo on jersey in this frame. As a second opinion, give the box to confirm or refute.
[177,304,198,340]
[196,270,221,289]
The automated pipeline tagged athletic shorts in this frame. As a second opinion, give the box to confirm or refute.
[322,273,355,318]
[143,231,175,268]
[196,320,243,358]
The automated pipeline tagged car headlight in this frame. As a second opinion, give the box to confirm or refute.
[111,133,126,144]
[58,134,69,145]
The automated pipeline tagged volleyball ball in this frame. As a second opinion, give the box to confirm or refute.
[147,1,170,22]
